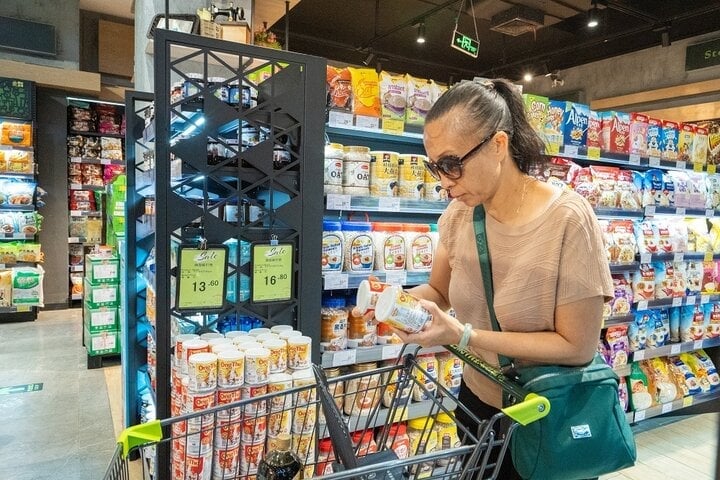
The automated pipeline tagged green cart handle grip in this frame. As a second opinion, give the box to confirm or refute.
[501,393,551,426]
[118,420,163,458]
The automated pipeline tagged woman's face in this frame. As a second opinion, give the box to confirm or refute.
[423,114,503,207]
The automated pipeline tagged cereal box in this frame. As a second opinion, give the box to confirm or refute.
[587,110,602,149]
[544,100,565,149]
[522,94,548,139]
[661,120,679,161]
[646,118,663,158]
[629,113,649,156]
[562,102,590,147]
[694,126,709,165]
[601,111,630,154]
[678,123,696,163]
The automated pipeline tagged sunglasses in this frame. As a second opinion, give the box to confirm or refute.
[423,131,497,181]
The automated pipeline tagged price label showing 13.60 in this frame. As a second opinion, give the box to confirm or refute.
[252,243,294,303]
[176,245,228,312]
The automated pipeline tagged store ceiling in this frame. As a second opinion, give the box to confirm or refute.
[270,0,720,83]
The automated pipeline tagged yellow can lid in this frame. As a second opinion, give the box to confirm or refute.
[408,417,434,430]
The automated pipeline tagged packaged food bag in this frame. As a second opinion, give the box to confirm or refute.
[605,324,629,367]
[629,113,649,156]
[627,362,653,410]
[678,123,695,163]
[11,266,44,307]
[647,357,681,403]
[679,304,706,342]
[0,270,11,307]
[694,126,709,165]
[405,75,434,126]
[379,72,407,123]
[348,67,380,118]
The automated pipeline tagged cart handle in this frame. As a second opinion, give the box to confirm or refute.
[444,344,551,425]
[117,420,163,458]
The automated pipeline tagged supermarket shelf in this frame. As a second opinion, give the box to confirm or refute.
[629,390,720,424]
[318,396,457,439]
[69,265,84,272]
[0,233,34,240]
[67,130,123,138]
[68,237,100,244]
[604,314,635,327]
[0,305,34,313]
[326,194,448,214]
[0,261,37,269]
[593,207,644,219]
[634,294,720,311]
[0,145,33,152]
[609,262,639,273]
[321,344,448,368]
[646,205,712,218]
[71,293,83,301]
[325,125,424,145]
[323,271,430,290]
[0,205,34,213]
[629,337,720,363]
[69,210,103,217]
[69,156,125,166]
[69,183,106,191]
[0,171,35,179]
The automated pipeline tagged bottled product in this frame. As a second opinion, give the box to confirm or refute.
[343,145,371,195]
[369,150,400,197]
[348,307,378,348]
[321,295,348,351]
[436,351,463,397]
[256,433,303,480]
[412,353,439,401]
[324,143,344,194]
[316,438,336,475]
[375,286,432,334]
[381,360,412,407]
[433,412,461,466]
[404,223,433,272]
[344,362,381,416]
[342,221,374,272]
[321,220,343,272]
[407,417,438,478]
[383,422,411,459]
[351,430,378,457]
[373,222,406,271]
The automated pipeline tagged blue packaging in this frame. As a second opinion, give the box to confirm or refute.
[562,102,590,147]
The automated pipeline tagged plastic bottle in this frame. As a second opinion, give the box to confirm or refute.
[342,221,375,272]
[372,222,406,271]
[320,295,348,351]
[351,430,378,457]
[407,417,437,478]
[256,433,303,480]
[404,223,433,272]
[433,412,461,466]
[383,422,411,460]
[322,220,344,272]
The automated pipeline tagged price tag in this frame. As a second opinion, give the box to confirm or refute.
[391,408,409,423]
[671,297,682,307]
[670,344,682,354]
[685,295,696,306]
[382,344,403,360]
[176,245,228,311]
[709,165,717,174]
[378,197,401,212]
[640,253,652,264]
[70,210,82,217]
[331,349,357,367]
[673,252,684,262]
[323,273,349,290]
[328,110,354,127]
[385,270,407,286]
[100,158,112,165]
[545,143,560,155]
[564,145,579,156]
[661,403,673,414]
[675,161,687,170]
[587,146,601,159]
[381,118,405,135]
[252,243,293,303]
[637,300,649,311]
[694,162,705,172]
[326,194,352,210]
[706,209,716,217]
[634,410,646,422]
[675,207,686,216]
[694,340,704,350]
[704,251,715,262]
[701,294,710,304]
[644,205,656,216]
[16,305,31,312]
[355,115,380,130]
[629,154,641,165]
[633,350,645,361]
[648,156,661,167]
[70,157,82,163]
[683,396,694,407]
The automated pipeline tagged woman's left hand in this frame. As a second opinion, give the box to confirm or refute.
[389,299,464,348]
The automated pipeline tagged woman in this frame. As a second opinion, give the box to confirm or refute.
[391,79,613,478]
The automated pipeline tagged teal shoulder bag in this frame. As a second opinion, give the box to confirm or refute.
[472,205,637,480]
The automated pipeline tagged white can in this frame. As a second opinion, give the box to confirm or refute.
[187,352,218,392]
[217,350,245,388]
[208,337,233,349]
[244,347,271,384]
[375,286,432,333]
[268,372,293,411]
[234,340,264,352]
[215,417,242,449]
[264,338,288,373]
[239,442,265,475]
[248,327,271,337]
[291,368,317,406]
[212,445,240,479]
[181,338,209,375]
[225,330,249,340]
[279,330,303,341]
[287,336,312,370]
[342,146,371,189]
[256,333,280,343]
[241,413,268,445]
[267,409,292,438]
[211,343,238,355]
[240,383,268,415]
[270,325,293,334]
[216,387,243,420]
[185,450,213,480]
[175,333,199,369]
[356,279,392,314]
[292,404,317,435]
[200,332,224,341]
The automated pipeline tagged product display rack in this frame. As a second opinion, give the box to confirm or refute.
[0,78,40,322]
[124,30,326,477]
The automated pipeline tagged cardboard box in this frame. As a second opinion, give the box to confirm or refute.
[544,100,565,148]
[600,111,630,154]
[85,253,120,285]
[646,118,663,158]
[84,278,119,308]
[629,113,649,156]
[200,19,222,39]
[678,123,696,163]
[562,102,590,147]
[220,21,251,44]
[85,327,120,356]
[661,120,679,161]
[586,110,602,149]
[522,94,549,138]
[84,302,119,332]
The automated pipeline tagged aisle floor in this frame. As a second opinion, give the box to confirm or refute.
[0,309,718,479]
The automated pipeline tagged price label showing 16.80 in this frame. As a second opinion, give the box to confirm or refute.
[252,243,293,303]
[176,245,228,312]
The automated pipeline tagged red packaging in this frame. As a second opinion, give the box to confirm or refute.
[601,111,630,154]
[586,110,602,149]
[629,113,649,156]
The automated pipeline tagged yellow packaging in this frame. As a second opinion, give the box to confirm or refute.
[369,151,399,197]
[398,154,426,199]
[678,124,695,163]
[0,122,32,147]
[412,353,438,401]
[424,166,446,201]
[349,67,381,117]
[7,151,33,173]
[437,351,463,397]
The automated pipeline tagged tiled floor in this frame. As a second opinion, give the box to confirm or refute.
[1,308,718,479]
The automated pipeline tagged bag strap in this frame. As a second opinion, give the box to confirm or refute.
[473,205,513,369]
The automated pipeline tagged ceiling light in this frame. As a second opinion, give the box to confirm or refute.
[587,2,599,28]
[523,72,533,82]
[362,52,375,66]
[416,21,426,44]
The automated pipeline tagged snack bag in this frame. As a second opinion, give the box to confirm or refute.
[668,220,688,253]
[0,269,11,307]
[646,118,663,158]
[7,150,33,174]
[703,303,720,338]
[600,111,630,154]
[679,352,712,392]
[629,113,649,156]
[687,172,707,209]
[348,67,380,118]
[11,266,44,307]
[678,123,695,163]
[562,102,590,147]
[570,167,598,207]
[0,122,32,147]
[648,357,680,403]
[544,100,565,148]
[605,324,629,367]
[706,175,720,210]
[702,260,718,293]
[708,122,720,165]
[635,221,659,254]
[616,170,641,210]
[326,66,352,111]
[627,362,653,410]
[0,243,17,264]
[669,356,702,395]
[610,273,633,316]
[672,261,687,298]
[659,173,675,207]
[686,349,720,390]
[632,263,655,301]
[662,120,680,161]
[680,304,706,342]
[379,72,407,123]
[641,169,664,207]
[669,306,681,343]
[629,311,651,351]
[16,243,41,263]
[656,221,674,253]
[618,379,630,412]
[590,165,619,208]
[668,171,690,208]
[652,262,673,300]
[694,126,709,165]
[686,260,703,295]
[405,75,434,126]
[597,340,611,365]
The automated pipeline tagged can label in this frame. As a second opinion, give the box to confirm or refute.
[212,445,240,479]
[267,343,288,373]
[413,354,439,401]
[268,380,293,411]
[215,417,242,448]
[293,433,316,464]
[438,354,464,397]
[324,158,343,186]
[241,383,268,415]
[381,234,406,271]
[241,414,268,444]
[218,355,244,388]
[239,442,265,475]
[245,353,270,384]
[347,234,374,271]
[287,341,311,370]
[321,232,343,272]
[267,410,292,437]
[292,404,317,434]
[185,450,212,480]
[216,388,242,419]
[370,151,399,197]
[399,154,426,198]
[379,289,431,334]
[424,180,446,201]
[342,160,370,188]
[188,355,217,392]
[409,234,433,271]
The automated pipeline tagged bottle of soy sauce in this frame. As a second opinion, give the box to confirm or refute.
[257,433,303,480]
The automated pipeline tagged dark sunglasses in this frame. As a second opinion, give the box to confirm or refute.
[423,131,497,181]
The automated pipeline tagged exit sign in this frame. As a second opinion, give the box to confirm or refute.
[451,29,479,58]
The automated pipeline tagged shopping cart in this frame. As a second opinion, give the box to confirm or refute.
[103,345,549,480]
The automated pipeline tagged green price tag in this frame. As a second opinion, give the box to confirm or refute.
[176,245,228,311]
[252,243,293,303]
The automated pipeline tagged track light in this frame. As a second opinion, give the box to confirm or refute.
[362,52,375,66]
[587,1,599,28]
[523,72,533,83]
[416,21,426,44]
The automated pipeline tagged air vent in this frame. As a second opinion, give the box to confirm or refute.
[490,5,545,37]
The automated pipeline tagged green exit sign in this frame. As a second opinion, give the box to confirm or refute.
[451,29,479,58]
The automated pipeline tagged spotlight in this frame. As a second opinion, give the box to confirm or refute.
[416,21,426,44]
[523,72,533,82]
[362,52,375,66]
[587,1,599,28]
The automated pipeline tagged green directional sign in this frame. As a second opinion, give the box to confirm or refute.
[451,29,479,58]
[0,382,43,395]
